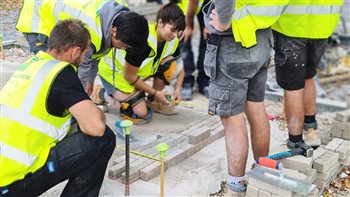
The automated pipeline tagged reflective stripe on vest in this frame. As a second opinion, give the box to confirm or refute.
[52,1,102,51]
[30,1,45,32]
[230,0,288,48]
[284,5,341,15]
[98,23,179,93]
[0,52,72,186]
[0,142,37,167]
[272,1,343,38]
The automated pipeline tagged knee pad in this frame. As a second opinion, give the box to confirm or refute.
[119,91,153,124]
[154,57,180,84]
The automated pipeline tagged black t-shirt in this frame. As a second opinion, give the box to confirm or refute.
[125,42,180,68]
[47,66,90,116]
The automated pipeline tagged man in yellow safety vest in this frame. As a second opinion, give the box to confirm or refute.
[272,0,343,149]
[0,19,115,196]
[16,0,149,95]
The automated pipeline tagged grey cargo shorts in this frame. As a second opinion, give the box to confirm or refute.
[204,28,273,116]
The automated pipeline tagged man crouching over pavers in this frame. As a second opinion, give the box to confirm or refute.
[0,19,115,196]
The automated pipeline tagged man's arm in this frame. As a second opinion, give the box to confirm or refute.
[77,46,97,96]
[69,100,106,136]
[182,0,198,42]
[207,1,235,32]
[124,62,169,105]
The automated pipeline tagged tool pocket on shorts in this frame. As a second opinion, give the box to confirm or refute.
[204,42,218,80]
[224,61,259,79]
[208,82,230,115]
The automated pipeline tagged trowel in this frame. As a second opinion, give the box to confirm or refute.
[247,166,316,196]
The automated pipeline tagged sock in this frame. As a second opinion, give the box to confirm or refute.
[289,134,303,143]
[304,115,316,123]
[227,175,245,186]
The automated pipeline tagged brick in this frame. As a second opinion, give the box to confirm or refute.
[271,194,281,197]
[313,178,326,189]
[340,156,350,166]
[258,189,271,197]
[335,110,350,122]
[317,164,340,181]
[308,188,320,197]
[335,140,350,160]
[108,162,126,179]
[332,122,350,133]
[331,129,343,138]
[342,129,350,140]
[140,161,161,181]
[313,151,339,172]
[248,177,293,197]
[202,126,224,146]
[304,169,317,183]
[165,148,187,168]
[246,185,259,197]
[280,155,313,172]
[312,148,328,161]
[324,138,344,152]
[186,127,211,144]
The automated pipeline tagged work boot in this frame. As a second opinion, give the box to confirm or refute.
[210,181,246,197]
[303,122,321,148]
[146,100,178,115]
[286,139,312,150]
[91,85,106,105]
[181,84,193,101]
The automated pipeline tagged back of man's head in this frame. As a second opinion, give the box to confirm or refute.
[48,19,91,53]
[113,12,149,50]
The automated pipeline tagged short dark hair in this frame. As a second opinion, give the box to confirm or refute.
[113,12,149,49]
[48,19,91,53]
[156,3,185,32]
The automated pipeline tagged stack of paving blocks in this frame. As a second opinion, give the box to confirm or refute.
[246,138,350,196]
[331,110,350,140]
[108,116,224,182]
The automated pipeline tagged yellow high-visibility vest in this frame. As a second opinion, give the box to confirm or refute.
[231,0,289,48]
[98,23,179,93]
[272,0,343,39]
[178,0,204,15]
[16,0,120,54]
[0,51,73,186]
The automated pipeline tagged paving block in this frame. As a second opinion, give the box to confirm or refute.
[270,168,308,183]
[313,178,326,189]
[165,148,187,168]
[335,110,350,122]
[186,126,211,144]
[248,176,293,197]
[332,122,350,133]
[202,126,224,146]
[108,162,126,179]
[140,161,161,181]
[317,164,340,181]
[340,156,350,166]
[246,185,259,197]
[313,151,339,172]
[280,155,313,172]
[184,141,203,157]
[312,147,328,161]
[258,189,271,197]
[342,129,350,140]
[324,138,350,160]
[331,129,343,138]
[304,168,317,183]
[324,138,344,152]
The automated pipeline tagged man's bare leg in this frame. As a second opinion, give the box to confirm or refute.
[285,89,304,136]
[303,78,316,116]
[245,101,270,159]
[221,113,248,177]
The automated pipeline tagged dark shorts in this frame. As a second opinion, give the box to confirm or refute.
[204,29,273,116]
[273,31,327,90]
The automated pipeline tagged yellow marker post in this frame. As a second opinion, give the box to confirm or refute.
[156,143,168,197]
[120,120,133,196]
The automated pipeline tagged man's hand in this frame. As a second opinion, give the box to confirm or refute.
[85,81,94,96]
[173,87,181,102]
[203,27,211,40]
[209,9,231,32]
[182,26,193,43]
[154,90,170,105]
